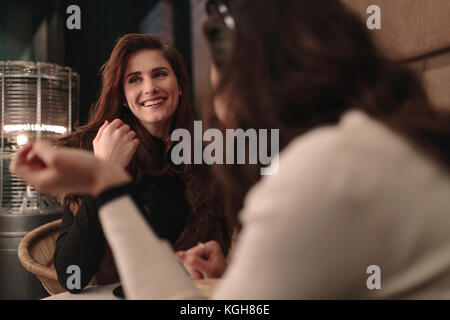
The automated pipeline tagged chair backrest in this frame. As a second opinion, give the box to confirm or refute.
[18,219,119,295]
[18,219,65,294]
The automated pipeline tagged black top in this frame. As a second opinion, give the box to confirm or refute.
[53,174,190,293]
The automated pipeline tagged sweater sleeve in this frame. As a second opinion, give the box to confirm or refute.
[53,196,106,293]
[96,183,204,300]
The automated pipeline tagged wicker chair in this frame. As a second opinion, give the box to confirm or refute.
[18,219,221,297]
[17,219,119,295]
[17,219,66,295]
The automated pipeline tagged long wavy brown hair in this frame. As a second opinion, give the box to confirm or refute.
[203,0,450,226]
[56,34,231,283]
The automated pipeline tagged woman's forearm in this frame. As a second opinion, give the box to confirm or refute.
[96,188,204,299]
[54,202,106,292]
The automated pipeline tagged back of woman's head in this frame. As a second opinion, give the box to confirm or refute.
[204,0,450,217]
[206,0,428,134]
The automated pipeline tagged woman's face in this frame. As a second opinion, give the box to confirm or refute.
[123,49,181,138]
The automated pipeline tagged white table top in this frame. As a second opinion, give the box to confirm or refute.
[43,282,121,300]
[42,279,221,300]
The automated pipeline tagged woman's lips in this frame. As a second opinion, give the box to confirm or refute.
[141,97,167,107]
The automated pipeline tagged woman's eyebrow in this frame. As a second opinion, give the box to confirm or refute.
[152,66,169,73]
[125,67,169,79]
[125,71,141,79]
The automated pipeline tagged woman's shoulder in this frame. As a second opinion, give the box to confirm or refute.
[281,109,407,163]
[255,110,393,183]
[241,109,447,221]
[273,109,428,179]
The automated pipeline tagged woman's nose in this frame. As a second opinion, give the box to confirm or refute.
[143,79,159,95]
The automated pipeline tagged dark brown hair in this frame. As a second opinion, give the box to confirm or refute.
[57,34,231,254]
[204,0,450,225]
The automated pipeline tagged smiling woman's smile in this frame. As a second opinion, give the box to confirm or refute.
[141,97,167,107]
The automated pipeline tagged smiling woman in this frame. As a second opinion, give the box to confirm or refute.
[50,34,233,293]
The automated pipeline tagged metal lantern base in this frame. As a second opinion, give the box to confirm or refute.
[0,208,62,300]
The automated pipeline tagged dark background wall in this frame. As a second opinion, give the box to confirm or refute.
[0,0,192,125]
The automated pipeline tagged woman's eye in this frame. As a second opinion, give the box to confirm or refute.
[129,77,140,84]
[154,71,168,78]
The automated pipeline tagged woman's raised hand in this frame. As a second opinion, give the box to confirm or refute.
[93,119,140,168]
[175,240,228,279]
[9,141,131,196]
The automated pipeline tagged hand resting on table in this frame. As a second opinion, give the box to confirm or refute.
[176,240,227,279]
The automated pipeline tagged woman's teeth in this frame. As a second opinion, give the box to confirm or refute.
[142,98,165,107]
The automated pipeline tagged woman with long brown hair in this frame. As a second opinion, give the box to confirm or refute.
[11,0,450,298]
[52,33,232,292]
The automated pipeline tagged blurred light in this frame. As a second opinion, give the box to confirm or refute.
[16,134,29,146]
[3,124,67,134]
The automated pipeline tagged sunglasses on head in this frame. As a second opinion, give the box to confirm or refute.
[206,0,235,30]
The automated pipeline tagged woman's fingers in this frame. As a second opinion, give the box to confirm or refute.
[98,119,122,137]
[176,251,203,279]
[175,250,186,260]
[186,240,221,258]
[107,118,123,130]
[9,141,60,192]
[177,241,227,279]
[9,142,34,174]
[97,119,134,140]
[94,120,109,141]
[130,138,140,153]
[181,254,206,279]
[20,141,55,169]
[26,152,47,170]
[186,253,224,278]
[97,119,131,140]
[92,118,138,168]
[117,124,130,135]
[185,243,207,258]
[126,130,136,140]
[180,252,224,279]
